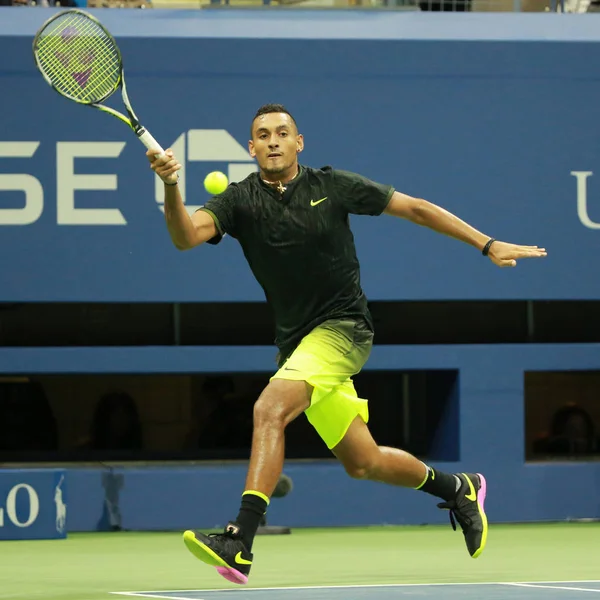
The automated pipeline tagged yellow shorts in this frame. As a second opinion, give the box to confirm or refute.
[270,318,373,449]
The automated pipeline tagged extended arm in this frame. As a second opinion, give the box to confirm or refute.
[163,183,217,250]
[147,149,218,250]
[383,191,547,267]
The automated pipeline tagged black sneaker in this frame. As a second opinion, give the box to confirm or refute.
[438,473,488,558]
[183,522,253,584]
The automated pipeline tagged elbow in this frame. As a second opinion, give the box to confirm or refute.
[173,239,193,251]
[174,236,206,251]
[408,198,429,224]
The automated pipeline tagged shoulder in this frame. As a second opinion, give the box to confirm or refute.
[316,167,369,192]
[328,167,363,182]
[327,167,390,191]
[299,164,370,196]
[302,165,334,181]
[304,165,365,185]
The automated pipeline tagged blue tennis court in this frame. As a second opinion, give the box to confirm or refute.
[114,581,600,600]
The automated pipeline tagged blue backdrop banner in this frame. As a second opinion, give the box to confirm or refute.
[0,11,598,301]
[0,469,67,540]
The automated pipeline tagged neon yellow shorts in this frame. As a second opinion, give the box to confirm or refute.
[270,318,373,450]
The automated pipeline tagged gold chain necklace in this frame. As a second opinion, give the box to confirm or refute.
[262,168,298,195]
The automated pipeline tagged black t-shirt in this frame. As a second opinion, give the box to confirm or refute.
[200,165,394,361]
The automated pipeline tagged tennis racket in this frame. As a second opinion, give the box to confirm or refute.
[33,9,165,158]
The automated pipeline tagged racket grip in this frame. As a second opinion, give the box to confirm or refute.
[138,127,165,159]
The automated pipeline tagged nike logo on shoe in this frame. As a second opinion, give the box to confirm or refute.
[464,474,477,501]
[235,551,252,565]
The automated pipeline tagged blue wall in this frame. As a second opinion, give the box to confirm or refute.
[2,343,599,530]
[1,10,599,531]
[0,10,599,301]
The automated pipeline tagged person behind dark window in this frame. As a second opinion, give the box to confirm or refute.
[549,404,597,456]
[187,376,253,454]
[89,391,143,451]
[0,379,58,453]
[534,403,597,457]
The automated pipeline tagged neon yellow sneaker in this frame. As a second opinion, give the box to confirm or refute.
[183,522,252,584]
[438,473,488,558]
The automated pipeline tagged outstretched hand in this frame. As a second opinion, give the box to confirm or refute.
[487,241,547,268]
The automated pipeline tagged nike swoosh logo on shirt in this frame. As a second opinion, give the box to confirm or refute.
[310,197,328,206]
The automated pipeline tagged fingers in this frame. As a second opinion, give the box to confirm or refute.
[489,241,547,268]
[501,244,547,259]
[514,247,547,258]
[146,148,174,164]
[146,148,181,182]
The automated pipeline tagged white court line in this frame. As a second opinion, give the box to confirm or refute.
[113,595,201,600]
[506,583,600,594]
[111,580,600,598]
[111,583,491,597]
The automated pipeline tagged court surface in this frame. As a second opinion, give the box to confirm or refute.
[114,582,600,600]
[1,523,598,600]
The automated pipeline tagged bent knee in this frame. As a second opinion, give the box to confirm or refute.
[343,453,380,480]
[253,379,311,427]
[253,398,286,425]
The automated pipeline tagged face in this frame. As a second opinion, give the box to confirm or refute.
[249,112,303,177]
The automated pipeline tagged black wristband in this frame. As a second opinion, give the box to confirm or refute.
[482,238,496,256]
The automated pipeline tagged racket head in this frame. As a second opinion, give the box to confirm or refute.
[33,9,122,106]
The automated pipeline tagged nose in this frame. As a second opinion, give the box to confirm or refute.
[268,137,279,149]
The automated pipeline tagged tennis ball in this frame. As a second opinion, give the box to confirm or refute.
[204,171,228,195]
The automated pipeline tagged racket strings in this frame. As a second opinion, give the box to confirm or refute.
[39,16,119,99]
[35,13,121,103]
[40,17,119,100]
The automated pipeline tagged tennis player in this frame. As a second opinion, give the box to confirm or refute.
[147,104,547,585]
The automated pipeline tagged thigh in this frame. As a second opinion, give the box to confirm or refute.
[305,379,370,450]
[331,414,380,467]
[270,319,373,449]
[271,318,373,391]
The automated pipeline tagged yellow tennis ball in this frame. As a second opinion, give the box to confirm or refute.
[204,171,228,195]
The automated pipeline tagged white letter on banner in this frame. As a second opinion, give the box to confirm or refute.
[6,484,40,528]
[571,171,600,230]
[0,142,43,225]
[57,142,127,225]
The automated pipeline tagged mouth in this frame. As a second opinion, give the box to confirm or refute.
[267,153,282,159]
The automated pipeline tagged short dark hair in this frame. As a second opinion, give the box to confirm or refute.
[251,103,298,137]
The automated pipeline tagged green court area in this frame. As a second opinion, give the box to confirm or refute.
[1,523,598,600]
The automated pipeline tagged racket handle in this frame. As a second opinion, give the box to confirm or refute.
[138,127,165,159]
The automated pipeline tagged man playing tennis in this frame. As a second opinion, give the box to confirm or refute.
[147,104,547,585]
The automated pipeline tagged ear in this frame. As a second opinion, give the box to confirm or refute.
[297,134,304,154]
[248,140,256,158]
